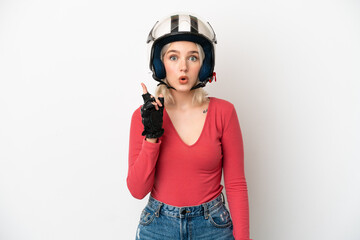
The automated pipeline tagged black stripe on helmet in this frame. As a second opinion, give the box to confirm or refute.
[190,15,198,33]
[171,15,179,32]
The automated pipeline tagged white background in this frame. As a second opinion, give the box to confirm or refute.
[1,0,359,239]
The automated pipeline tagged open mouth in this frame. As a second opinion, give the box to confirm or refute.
[179,76,188,84]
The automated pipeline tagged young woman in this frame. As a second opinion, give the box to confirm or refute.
[127,13,252,240]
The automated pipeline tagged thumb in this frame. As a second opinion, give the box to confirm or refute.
[158,94,164,105]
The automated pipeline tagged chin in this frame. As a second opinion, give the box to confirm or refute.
[172,87,191,92]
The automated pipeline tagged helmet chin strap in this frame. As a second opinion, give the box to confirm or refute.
[157,81,208,91]
[156,81,176,90]
[190,81,208,90]
[153,73,177,90]
[190,72,215,90]
[156,81,205,91]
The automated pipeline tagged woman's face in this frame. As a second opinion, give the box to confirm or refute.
[163,41,201,92]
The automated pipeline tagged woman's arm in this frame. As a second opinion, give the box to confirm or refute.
[222,106,252,240]
[127,107,161,199]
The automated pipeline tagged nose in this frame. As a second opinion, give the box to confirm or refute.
[179,58,188,72]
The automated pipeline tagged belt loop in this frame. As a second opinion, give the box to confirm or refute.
[220,192,225,205]
[155,202,163,217]
[202,203,209,219]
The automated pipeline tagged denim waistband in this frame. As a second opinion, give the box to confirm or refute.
[147,193,225,218]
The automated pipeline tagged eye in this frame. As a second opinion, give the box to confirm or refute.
[169,55,178,61]
[189,56,198,62]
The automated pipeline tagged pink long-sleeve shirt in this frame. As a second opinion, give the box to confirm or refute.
[127,97,251,240]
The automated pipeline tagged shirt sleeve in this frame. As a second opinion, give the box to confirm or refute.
[222,105,252,240]
[126,107,161,199]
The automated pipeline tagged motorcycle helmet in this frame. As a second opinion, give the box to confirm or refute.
[147,13,217,90]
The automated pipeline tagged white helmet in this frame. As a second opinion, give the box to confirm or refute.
[147,13,217,90]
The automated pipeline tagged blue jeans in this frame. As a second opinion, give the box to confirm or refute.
[136,193,235,240]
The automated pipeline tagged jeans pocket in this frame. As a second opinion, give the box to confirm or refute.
[208,204,233,228]
[139,207,156,226]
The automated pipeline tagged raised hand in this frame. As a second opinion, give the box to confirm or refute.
[140,83,165,139]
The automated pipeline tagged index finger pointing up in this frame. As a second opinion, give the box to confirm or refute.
[141,83,148,94]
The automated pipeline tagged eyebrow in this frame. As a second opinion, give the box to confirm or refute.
[166,50,199,55]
